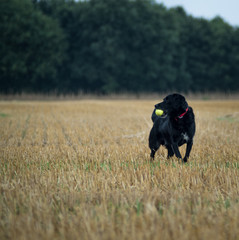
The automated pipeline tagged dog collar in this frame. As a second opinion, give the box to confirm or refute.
[175,107,188,121]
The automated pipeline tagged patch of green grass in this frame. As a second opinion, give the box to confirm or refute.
[135,200,143,216]
[0,112,8,117]
[217,116,239,123]
[100,161,112,171]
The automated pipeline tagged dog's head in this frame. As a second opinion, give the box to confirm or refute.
[155,93,188,118]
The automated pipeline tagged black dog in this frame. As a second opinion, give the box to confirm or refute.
[149,93,195,162]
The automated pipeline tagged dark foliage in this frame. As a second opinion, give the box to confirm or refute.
[0,0,238,94]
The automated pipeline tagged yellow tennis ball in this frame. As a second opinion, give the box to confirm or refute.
[155,109,164,116]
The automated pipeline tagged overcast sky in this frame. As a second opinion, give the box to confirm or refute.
[157,0,239,27]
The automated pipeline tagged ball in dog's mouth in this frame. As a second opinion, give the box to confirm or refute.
[155,109,164,116]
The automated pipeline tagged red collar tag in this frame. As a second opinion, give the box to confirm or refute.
[175,107,188,121]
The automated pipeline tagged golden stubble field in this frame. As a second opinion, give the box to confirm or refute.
[0,99,239,240]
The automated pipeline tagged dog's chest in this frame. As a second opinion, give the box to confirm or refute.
[181,133,189,142]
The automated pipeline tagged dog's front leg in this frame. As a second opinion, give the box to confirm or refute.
[183,140,193,162]
[171,143,182,160]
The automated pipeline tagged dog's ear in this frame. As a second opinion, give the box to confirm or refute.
[183,100,188,110]
[175,94,188,109]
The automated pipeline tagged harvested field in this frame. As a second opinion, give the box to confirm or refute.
[0,100,239,240]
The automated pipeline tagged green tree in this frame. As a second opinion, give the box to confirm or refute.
[0,0,66,93]
[168,7,192,92]
[230,27,239,90]
[1,0,239,94]
[209,17,234,91]
[182,17,212,92]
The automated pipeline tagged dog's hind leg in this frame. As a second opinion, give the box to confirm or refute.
[171,143,182,160]
[166,146,174,159]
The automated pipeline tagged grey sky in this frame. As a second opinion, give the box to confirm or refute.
[157,0,239,27]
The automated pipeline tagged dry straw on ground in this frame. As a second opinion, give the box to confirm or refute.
[0,99,239,240]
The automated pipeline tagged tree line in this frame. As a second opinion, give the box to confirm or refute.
[1,0,239,94]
